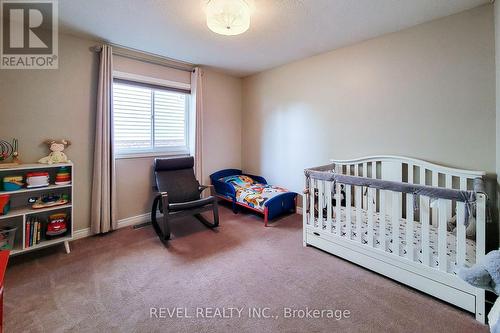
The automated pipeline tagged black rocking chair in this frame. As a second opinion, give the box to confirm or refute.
[151,157,219,243]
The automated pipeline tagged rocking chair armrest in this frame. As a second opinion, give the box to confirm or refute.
[159,192,169,214]
[199,184,215,196]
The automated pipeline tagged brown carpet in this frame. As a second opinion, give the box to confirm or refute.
[5,206,487,332]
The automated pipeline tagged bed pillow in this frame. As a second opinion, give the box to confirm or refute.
[219,175,256,188]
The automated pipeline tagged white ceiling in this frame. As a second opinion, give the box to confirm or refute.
[59,0,490,77]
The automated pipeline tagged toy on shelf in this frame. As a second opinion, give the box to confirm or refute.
[0,195,10,215]
[26,172,49,188]
[46,213,68,238]
[2,176,23,191]
[38,139,71,164]
[0,226,17,250]
[0,139,19,169]
[11,138,21,164]
[55,167,71,185]
[29,194,69,209]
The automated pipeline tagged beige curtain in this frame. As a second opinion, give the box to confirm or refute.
[191,67,204,184]
[91,44,117,234]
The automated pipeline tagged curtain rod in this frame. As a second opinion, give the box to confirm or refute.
[90,43,195,73]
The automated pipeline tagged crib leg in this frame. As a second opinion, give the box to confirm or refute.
[264,207,269,227]
[476,289,486,324]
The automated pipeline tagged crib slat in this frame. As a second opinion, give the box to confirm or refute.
[379,190,386,251]
[318,180,324,229]
[456,178,467,266]
[355,166,362,243]
[363,163,368,208]
[420,167,426,186]
[476,193,486,263]
[370,163,377,212]
[303,176,308,245]
[345,165,352,240]
[310,179,316,228]
[456,201,466,267]
[438,199,447,272]
[432,172,438,187]
[459,177,467,190]
[367,188,374,247]
[391,191,400,255]
[356,185,362,243]
[406,193,414,261]
[406,164,414,260]
[326,180,332,234]
[346,185,352,240]
[407,163,414,184]
[431,171,439,226]
[421,195,430,266]
[445,174,453,221]
[335,182,342,236]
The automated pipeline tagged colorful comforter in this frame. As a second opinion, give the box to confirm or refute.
[219,175,289,212]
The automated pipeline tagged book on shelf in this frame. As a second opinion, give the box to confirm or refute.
[25,221,30,248]
[26,218,42,248]
[37,222,41,245]
[30,221,34,246]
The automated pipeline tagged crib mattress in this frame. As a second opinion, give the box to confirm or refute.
[313,207,476,274]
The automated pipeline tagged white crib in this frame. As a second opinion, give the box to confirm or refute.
[303,156,487,323]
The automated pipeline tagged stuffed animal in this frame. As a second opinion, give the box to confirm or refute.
[38,139,71,164]
[458,250,500,294]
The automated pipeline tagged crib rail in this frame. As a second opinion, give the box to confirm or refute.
[303,163,487,272]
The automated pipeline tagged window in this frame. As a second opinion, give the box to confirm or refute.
[112,80,190,157]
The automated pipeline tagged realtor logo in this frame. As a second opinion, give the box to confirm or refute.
[1,0,58,69]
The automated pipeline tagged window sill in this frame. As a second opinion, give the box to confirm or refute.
[115,151,190,160]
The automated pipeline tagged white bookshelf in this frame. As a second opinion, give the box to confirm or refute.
[0,163,73,255]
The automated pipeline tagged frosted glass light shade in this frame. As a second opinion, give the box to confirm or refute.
[206,0,250,36]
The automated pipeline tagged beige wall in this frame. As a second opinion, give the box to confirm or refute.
[201,68,242,186]
[242,5,495,193]
[0,33,243,229]
[0,33,98,231]
[115,69,242,220]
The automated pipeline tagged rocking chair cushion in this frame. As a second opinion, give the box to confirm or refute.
[168,196,216,212]
[154,157,201,203]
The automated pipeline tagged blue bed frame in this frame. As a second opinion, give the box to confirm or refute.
[209,169,297,226]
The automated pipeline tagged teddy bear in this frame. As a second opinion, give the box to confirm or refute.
[38,139,71,164]
[458,250,500,295]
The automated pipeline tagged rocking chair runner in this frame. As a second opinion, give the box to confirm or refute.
[151,157,219,243]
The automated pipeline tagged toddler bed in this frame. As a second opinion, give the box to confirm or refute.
[304,156,487,323]
[210,169,297,226]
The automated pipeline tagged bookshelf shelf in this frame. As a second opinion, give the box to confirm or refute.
[0,203,72,221]
[19,236,72,254]
[0,163,74,255]
[0,183,72,196]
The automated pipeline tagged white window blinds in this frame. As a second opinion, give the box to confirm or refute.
[113,80,189,155]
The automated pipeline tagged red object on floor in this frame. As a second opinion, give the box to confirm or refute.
[0,250,9,333]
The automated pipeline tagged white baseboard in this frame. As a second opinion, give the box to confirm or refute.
[117,213,153,228]
[73,212,159,240]
[73,227,91,239]
[74,207,302,240]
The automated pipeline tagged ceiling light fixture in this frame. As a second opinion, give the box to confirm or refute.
[206,0,251,36]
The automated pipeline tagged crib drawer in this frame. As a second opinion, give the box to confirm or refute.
[305,228,478,314]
